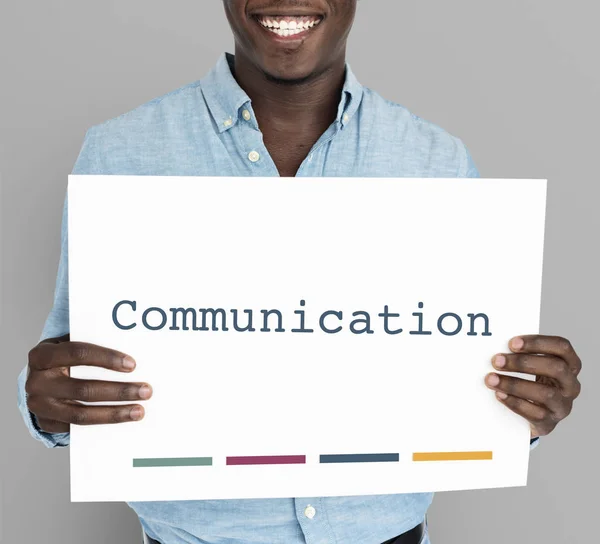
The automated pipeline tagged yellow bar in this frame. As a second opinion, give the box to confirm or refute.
[413,451,493,462]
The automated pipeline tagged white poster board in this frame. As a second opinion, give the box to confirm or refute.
[68,176,546,502]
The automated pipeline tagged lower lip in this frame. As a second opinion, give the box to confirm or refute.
[254,18,322,42]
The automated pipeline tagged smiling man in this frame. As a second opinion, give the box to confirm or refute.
[18,1,582,544]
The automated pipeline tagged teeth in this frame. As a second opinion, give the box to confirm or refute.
[258,16,322,35]
[267,27,305,37]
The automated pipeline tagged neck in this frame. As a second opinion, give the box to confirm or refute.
[230,50,347,128]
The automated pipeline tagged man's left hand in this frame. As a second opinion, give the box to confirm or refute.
[485,335,582,438]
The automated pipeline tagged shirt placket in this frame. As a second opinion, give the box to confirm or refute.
[297,117,349,177]
[226,100,347,178]
[294,497,338,544]
[228,103,281,177]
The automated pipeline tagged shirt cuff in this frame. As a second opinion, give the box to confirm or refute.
[17,364,70,448]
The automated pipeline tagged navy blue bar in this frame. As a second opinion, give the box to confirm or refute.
[320,453,399,464]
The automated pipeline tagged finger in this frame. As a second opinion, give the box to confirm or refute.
[509,335,581,374]
[27,396,145,425]
[491,353,580,397]
[29,341,136,372]
[485,374,570,417]
[494,392,554,435]
[36,417,69,434]
[48,377,153,402]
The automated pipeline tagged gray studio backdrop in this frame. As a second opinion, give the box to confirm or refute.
[1,1,598,543]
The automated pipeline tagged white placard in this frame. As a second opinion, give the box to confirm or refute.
[68,176,546,502]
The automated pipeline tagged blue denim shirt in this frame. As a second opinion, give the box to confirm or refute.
[18,52,492,544]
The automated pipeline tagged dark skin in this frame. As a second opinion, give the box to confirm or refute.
[223,0,357,176]
[26,0,581,440]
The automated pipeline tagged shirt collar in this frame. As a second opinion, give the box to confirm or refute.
[201,52,364,133]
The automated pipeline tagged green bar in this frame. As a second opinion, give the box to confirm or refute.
[133,457,213,467]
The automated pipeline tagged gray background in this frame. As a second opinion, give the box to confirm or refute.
[1,0,598,543]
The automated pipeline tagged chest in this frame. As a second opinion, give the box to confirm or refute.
[262,128,322,177]
[106,114,461,180]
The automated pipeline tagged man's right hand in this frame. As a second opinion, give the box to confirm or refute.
[26,334,152,433]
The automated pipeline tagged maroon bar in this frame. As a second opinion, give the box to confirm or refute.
[226,455,306,466]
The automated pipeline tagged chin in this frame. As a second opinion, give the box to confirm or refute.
[261,58,322,84]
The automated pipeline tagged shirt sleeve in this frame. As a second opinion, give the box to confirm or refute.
[17,195,71,447]
[17,128,100,448]
[463,143,481,178]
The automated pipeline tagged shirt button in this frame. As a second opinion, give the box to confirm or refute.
[224,118,233,127]
[343,113,350,123]
[248,150,260,163]
[242,109,251,121]
[304,505,316,519]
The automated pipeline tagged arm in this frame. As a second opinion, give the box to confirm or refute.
[462,143,542,449]
[17,129,153,448]
[17,198,71,447]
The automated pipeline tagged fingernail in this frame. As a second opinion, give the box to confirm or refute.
[123,356,136,370]
[130,406,144,420]
[493,355,506,368]
[510,337,524,351]
[496,391,508,400]
[138,385,153,400]
[486,373,500,387]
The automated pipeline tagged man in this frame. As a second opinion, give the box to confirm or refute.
[18,1,582,543]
